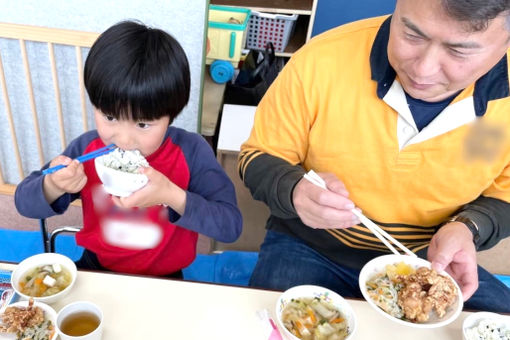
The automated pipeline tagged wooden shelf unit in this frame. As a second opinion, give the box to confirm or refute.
[210,0,317,57]
[211,0,313,14]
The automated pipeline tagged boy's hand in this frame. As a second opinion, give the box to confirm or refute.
[43,155,87,203]
[111,167,186,215]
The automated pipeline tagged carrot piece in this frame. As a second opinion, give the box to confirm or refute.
[330,317,345,324]
[295,320,307,333]
[34,278,43,285]
[306,306,317,324]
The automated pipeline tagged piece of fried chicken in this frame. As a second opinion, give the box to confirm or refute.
[396,267,457,322]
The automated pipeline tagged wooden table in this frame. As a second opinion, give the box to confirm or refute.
[1,262,473,340]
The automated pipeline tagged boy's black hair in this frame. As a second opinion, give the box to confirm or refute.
[84,20,190,124]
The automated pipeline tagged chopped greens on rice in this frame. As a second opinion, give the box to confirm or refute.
[100,149,148,173]
[465,319,510,340]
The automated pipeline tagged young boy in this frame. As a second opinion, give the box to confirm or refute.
[15,21,242,277]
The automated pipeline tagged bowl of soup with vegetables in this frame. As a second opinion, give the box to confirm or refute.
[11,253,77,304]
[276,285,356,340]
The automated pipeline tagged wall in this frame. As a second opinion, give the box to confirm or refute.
[0,0,207,184]
[312,0,396,37]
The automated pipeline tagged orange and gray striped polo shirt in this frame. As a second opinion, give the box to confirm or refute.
[239,15,510,268]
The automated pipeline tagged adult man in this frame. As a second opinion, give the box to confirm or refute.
[239,0,510,312]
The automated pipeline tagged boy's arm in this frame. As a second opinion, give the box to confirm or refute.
[15,168,79,219]
[15,131,97,219]
[172,134,242,243]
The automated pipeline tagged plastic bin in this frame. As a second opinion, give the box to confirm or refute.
[245,11,298,53]
[206,5,251,67]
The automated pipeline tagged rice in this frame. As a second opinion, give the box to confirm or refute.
[100,149,148,173]
[465,319,510,340]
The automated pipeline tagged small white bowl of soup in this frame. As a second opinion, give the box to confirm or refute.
[275,285,356,340]
[11,253,77,304]
[358,254,463,328]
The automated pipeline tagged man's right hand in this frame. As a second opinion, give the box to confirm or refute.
[292,172,360,229]
[43,155,87,203]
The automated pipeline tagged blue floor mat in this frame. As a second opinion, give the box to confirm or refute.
[0,228,84,262]
[496,274,510,288]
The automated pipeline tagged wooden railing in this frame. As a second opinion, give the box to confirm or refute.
[0,23,99,195]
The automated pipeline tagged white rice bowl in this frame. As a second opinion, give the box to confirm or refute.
[95,149,149,197]
[463,312,510,340]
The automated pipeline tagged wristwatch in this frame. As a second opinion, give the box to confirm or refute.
[448,215,481,244]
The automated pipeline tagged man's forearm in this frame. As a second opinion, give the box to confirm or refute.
[455,196,510,250]
[240,153,305,218]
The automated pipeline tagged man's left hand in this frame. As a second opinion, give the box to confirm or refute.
[428,222,478,300]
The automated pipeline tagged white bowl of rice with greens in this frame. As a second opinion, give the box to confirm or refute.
[95,148,149,197]
[463,312,510,340]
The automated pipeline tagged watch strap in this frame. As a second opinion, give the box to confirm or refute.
[448,215,481,244]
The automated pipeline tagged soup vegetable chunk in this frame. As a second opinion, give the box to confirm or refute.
[19,264,72,297]
[281,297,349,340]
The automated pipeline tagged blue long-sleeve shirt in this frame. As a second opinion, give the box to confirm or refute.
[16,127,242,275]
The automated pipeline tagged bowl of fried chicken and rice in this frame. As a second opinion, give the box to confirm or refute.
[359,254,463,328]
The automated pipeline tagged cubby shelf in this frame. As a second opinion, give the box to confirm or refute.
[210,0,317,56]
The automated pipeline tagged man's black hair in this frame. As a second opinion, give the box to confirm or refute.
[84,20,190,124]
[441,0,510,31]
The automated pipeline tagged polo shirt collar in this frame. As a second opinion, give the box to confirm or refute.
[370,16,395,99]
[369,15,510,117]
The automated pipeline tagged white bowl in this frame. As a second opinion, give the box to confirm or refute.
[0,300,58,340]
[462,312,510,340]
[94,156,148,197]
[11,253,77,305]
[359,254,463,328]
[275,285,356,340]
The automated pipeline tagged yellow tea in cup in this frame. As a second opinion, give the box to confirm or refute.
[60,311,100,336]
[57,301,103,340]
